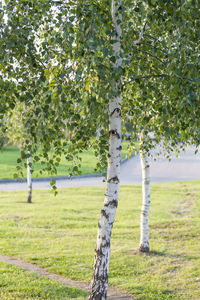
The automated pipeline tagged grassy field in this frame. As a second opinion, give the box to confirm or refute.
[0,261,87,299]
[0,182,200,299]
[0,142,130,180]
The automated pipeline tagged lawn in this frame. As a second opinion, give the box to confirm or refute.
[0,182,200,299]
[0,142,130,180]
[0,261,87,299]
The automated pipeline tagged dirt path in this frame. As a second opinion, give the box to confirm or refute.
[0,254,133,300]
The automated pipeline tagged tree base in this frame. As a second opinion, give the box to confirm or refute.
[27,195,32,204]
[139,245,149,253]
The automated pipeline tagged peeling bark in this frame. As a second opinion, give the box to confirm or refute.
[27,152,32,204]
[88,1,123,299]
[139,144,151,253]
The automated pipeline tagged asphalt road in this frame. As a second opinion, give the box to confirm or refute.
[0,146,199,191]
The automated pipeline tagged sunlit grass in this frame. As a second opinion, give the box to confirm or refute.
[0,181,200,299]
[0,142,130,179]
[0,261,87,299]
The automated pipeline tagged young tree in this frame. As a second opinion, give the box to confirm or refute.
[122,22,199,252]
[6,102,38,203]
[89,1,123,298]
[1,1,199,299]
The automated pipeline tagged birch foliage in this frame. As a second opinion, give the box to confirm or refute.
[1,0,199,298]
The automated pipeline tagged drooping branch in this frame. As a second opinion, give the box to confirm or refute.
[123,73,197,87]
[134,22,148,46]
[145,34,169,50]
[140,40,169,55]
[123,74,169,86]
[136,49,167,65]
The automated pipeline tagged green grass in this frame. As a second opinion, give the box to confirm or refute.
[0,261,87,299]
[0,142,130,179]
[0,182,200,299]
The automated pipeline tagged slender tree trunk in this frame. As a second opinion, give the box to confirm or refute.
[96,126,101,140]
[88,1,122,299]
[139,144,151,253]
[27,151,32,203]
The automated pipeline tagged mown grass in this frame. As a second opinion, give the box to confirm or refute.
[0,261,87,299]
[0,182,199,299]
[0,142,130,179]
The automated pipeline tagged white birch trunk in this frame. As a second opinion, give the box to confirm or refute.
[96,126,101,140]
[139,148,151,252]
[27,151,32,203]
[88,1,122,299]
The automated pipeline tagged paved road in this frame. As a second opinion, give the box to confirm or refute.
[0,146,199,191]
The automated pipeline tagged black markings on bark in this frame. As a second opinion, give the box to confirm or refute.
[101,209,109,219]
[110,107,121,116]
[89,246,109,299]
[108,153,111,158]
[109,130,120,139]
[115,31,119,38]
[27,193,32,204]
[144,179,150,185]
[95,247,103,256]
[116,145,122,150]
[98,221,101,229]
[98,238,111,249]
[93,295,103,300]
[104,199,118,208]
[139,245,150,253]
[141,209,147,216]
[104,240,111,248]
[107,176,119,183]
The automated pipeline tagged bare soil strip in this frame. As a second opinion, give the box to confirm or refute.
[0,254,133,300]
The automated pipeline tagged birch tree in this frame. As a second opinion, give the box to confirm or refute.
[138,133,151,252]
[26,150,32,203]
[6,102,37,203]
[89,1,123,298]
[122,0,199,252]
[1,0,199,298]
[123,68,199,253]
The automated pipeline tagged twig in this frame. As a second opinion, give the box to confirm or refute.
[134,22,148,46]
[141,41,168,55]
[123,74,197,87]
[123,74,169,86]
[136,48,167,65]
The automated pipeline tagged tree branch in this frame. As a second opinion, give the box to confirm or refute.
[123,74,169,86]
[145,34,170,50]
[137,49,167,65]
[141,41,169,55]
[134,22,148,46]
[123,74,197,87]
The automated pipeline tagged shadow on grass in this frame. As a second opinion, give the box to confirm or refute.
[128,249,199,260]
[149,250,199,261]
[16,201,34,204]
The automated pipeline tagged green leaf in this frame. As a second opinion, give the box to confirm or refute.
[50,179,56,186]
